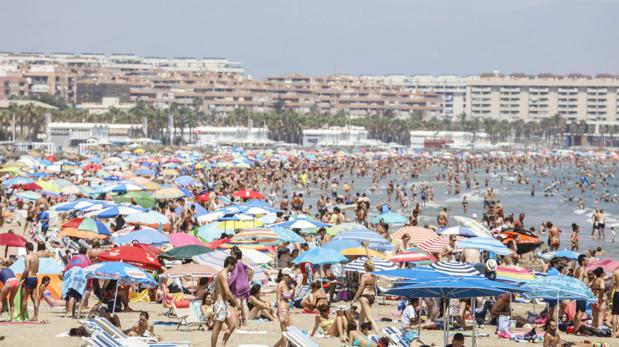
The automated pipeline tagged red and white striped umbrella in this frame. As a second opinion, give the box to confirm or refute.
[391,226,437,244]
[418,236,463,253]
[390,247,436,263]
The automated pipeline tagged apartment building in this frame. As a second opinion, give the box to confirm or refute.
[466,73,619,122]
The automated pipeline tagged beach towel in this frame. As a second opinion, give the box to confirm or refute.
[130,289,151,303]
[12,284,28,321]
[61,267,87,299]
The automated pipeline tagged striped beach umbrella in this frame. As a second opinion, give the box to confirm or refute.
[390,247,436,263]
[160,263,219,278]
[230,228,294,246]
[437,226,479,238]
[332,230,394,251]
[496,265,536,284]
[430,261,481,277]
[193,250,266,280]
[61,217,112,239]
[340,247,386,258]
[343,256,398,272]
[453,216,492,237]
[391,226,437,244]
[418,236,462,253]
[523,275,596,302]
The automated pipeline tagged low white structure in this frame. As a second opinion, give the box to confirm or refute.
[76,97,136,115]
[193,126,272,145]
[47,122,145,148]
[302,126,382,147]
[409,130,488,149]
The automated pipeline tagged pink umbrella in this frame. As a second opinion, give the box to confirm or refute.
[169,233,203,247]
[587,259,619,274]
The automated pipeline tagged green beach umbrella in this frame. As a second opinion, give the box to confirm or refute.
[114,191,156,209]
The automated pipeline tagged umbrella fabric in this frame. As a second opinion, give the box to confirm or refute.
[373,268,458,282]
[125,211,169,225]
[539,249,581,261]
[496,265,536,284]
[110,183,144,193]
[292,247,347,265]
[391,226,437,244]
[21,182,42,191]
[114,191,156,209]
[343,256,398,272]
[323,239,362,251]
[386,278,506,298]
[418,236,462,253]
[332,230,394,251]
[457,237,511,256]
[373,211,408,225]
[523,275,596,302]
[230,228,294,246]
[437,226,479,238]
[196,192,210,202]
[114,229,169,245]
[390,247,436,263]
[11,257,63,274]
[84,261,156,287]
[87,205,146,218]
[0,232,26,247]
[269,219,331,231]
[193,250,266,280]
[232,190,265,200]
[97,243,162,270]
[235,248,273,265]
[16,191,42,201]
[154,187,185,199]
[160,245,212,260]
[453,216,492,237]
[587,259,619,273]
[60,185,83,195]
[160,263,218,278]
[325,222,370,236]
[61,217,112,239]
[175,176,197,187]
[3,177,33,187]
[169,233,204,247]
[340,247,386,258]
[431,261,481,277]
[175,203,208,217]
[196,223,235,242]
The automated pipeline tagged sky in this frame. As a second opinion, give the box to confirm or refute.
[1,0,617,78]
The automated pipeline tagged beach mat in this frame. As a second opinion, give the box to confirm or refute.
[0,320,47,325]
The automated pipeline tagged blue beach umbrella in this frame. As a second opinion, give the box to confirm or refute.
[114,229,170,245]
[457,237,511,256]
[323,239,362,252]
[538,249,581,261]
[373,211,408,225]
[175,175,197,187]
[292,247,347,265]
[332,230,394,251]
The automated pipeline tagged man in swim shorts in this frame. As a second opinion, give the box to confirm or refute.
[211,256,238,347]
[20,242,39,321]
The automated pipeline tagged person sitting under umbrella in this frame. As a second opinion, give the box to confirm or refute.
[126,311,154,337]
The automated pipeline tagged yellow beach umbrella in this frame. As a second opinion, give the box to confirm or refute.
[340,247,387,258]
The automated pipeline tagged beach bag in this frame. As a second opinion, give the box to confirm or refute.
[497,315,511,332]
[578,326,612,337]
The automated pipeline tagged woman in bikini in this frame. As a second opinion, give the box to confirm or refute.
[347,321,376,347]
[353,259,379,333]
[310,304,348,342]
[301,281,328,313]
[274,268,294,347]
[247,284,275,321]
[590,267,606,329]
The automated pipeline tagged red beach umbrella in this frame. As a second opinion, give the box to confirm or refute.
[97,243,162,271]
[231,190,265,199]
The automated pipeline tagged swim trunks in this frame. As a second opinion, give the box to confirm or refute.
[5,278,18,289]
[612,292,619,315]
[213,299,230,322]
[24,277,38,290]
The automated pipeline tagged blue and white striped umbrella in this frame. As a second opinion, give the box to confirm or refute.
[343,256,398,272]
[523,274,596,302]
[430,261,481,277]
[538,249,581,261]
[332,230,394,251]
[193,250,266,280]
[457,237,511,256]
[86,205,146,218]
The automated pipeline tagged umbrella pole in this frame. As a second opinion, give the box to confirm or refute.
[472,298,477,347]
[112,280,120,315]
[443,297,448,347]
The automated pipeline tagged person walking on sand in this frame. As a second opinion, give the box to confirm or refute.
[211,256,239,347]
[20,242,39,321]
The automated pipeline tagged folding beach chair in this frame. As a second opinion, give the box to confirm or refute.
[92,317,159,343]
[382,326,412,347]
[283,326,320,347]
[176,301,209,331]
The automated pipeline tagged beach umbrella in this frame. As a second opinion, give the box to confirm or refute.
[391,226,437,244]
[340,247,386,258]
[292,247,347,265]
[495,265,536,284]
[373,211,408,225]
[196,223,235,242]
[60,185,83,195]
[110,183,144,193]
[134,168,155,176]
[343,256,398,272]
[175,176,197,187]
[430,261,481,277]
[140,181,161,191]
[193,250,266,280]
[325,222,370,236]
[159,245,212,260]
[125,211,169,225]
[587,259,619,273]
[3,177,33,187]
[16,191,42,201]
[114,229,169,245]
[97,243,162,271]
[268,219,331,232]
[323,239,362,252]
[457,237,511,256]
[153,187,184,200]
[437,226,479,238]
[84,261,157,314]
[196,192,210,202]
[61,217,112,239]
[160,263,219,278]
[169,233,204,247]
[86,205,146,218]
[523,275,596,302]
[231,190,265,200]
[453,216,492,237]
[332,230,394,251]
[418,236,462,254]
[234,248,273,265]
[539,249,581,261]
[20,182,42,191]
[175,203,208,217]
[0,232,26,248]
[10,257,63,275]
[54,198,100,212]
[113,191,156,209]
[161,168,179,176]
[390,247,436,263]
[228,228,288,246]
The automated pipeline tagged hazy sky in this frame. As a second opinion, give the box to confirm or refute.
[1,0,617,77]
